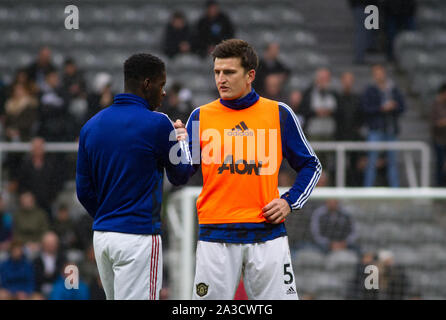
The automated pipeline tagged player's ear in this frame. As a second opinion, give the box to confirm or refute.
[143,78,151,92]
[247,69,256,85]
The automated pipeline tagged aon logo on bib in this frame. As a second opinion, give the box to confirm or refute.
[217,155,262,175]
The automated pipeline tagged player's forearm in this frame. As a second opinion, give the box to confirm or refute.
[283,158,322,211]
[76,174,98,217]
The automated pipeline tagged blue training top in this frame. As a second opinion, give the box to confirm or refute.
[76,93,190,235]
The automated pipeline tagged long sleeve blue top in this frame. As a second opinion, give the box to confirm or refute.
[76,93,190,235]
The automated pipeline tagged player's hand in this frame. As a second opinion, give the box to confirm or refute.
[174,119,187,141]
[262,198,291,224]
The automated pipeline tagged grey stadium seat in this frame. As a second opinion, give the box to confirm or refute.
[292,248,325,271]
[325,250,359,272]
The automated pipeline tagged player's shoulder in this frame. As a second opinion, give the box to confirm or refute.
[152,111,175,129]
[199,98,220,110]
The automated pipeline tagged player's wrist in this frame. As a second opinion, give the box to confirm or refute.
[280,194,293,212]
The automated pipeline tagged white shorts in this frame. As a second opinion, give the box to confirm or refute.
[192,236,298,300]
[93,231,162,300]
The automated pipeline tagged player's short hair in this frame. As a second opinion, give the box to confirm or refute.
[211,39,259,72]
[124,53,165,89]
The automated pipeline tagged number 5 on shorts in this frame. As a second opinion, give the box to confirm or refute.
[284,263,294,285]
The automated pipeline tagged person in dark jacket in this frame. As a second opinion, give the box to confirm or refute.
[193,0,235,57]
[33,231,66,298]
[0,240,35,300]
[162,11,192,58]
[310,199,359,254]
[361,64,405,187]
[76,53,191,300]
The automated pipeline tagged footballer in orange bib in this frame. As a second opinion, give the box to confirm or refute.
[185,39,321,299]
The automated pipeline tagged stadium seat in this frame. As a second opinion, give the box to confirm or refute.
[392,247,421,268]
[325,250,359,273]
[292,248,325,271]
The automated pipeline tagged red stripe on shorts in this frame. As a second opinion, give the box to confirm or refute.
[149,235,155,300]
[153,236,159,300]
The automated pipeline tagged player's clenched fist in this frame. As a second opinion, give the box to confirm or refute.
[174,119,187,141]
[262,198,291,224]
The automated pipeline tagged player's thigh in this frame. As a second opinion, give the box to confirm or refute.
[93,231,115,300]
[243,236,298,300]
[111,233,162,300]
[192,241,243,300]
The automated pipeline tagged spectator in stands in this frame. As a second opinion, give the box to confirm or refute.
[361,64,405,187]
[310,199,358,254]
[10,68,39,97]
[335,72,363,141]
[381,0,417,62]
[4,82,39,142]
[33,231,66,298]
[0,195,13,252]
[61,58,88,140]
[160,82,193,124]
[17,137,65,217]
[52,204,77,251]
[301,68,338,141]
[262,74,286,102]
[162,11,192,58]
[193,0,235,57]
[13,191,50,258]
[430,83,446,187]
[377,249,409,299]
[0,240,35,300]
[287,89,305,127]
[348,0,378,64]
[38,70,71,141]
[61,58,87,101]
[254,42,290,96]
[346,251,379,299]
[87,72,114,120]
[336,72,365,186]
[26,46,56,91]
[49,262,90,300]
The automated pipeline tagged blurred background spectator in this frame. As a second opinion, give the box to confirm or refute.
[348,0,378,64]
[49,262,90,300]
[286,89,305,127]
[376,249,409,300]
[254,42,290,96]
[33,231,66,299]
[162,11,192,58]
[301,68,338,141]
[87,72,114,120]
[16,137,65,218]
[193,0,235,57]
[160,82,193,124]
[430,83,446,187]
[0,196,13,254]
[361,64,405,187]
[336,71,366,186]
[310,199,359,254]
[4,82,38,142]
[12,191,49,258]
[346,251,379,299]
[0,240,35,300]
[25,46,56,91]
[382,0,417,62]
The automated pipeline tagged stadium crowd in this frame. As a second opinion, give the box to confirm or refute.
[0,0,443,300]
